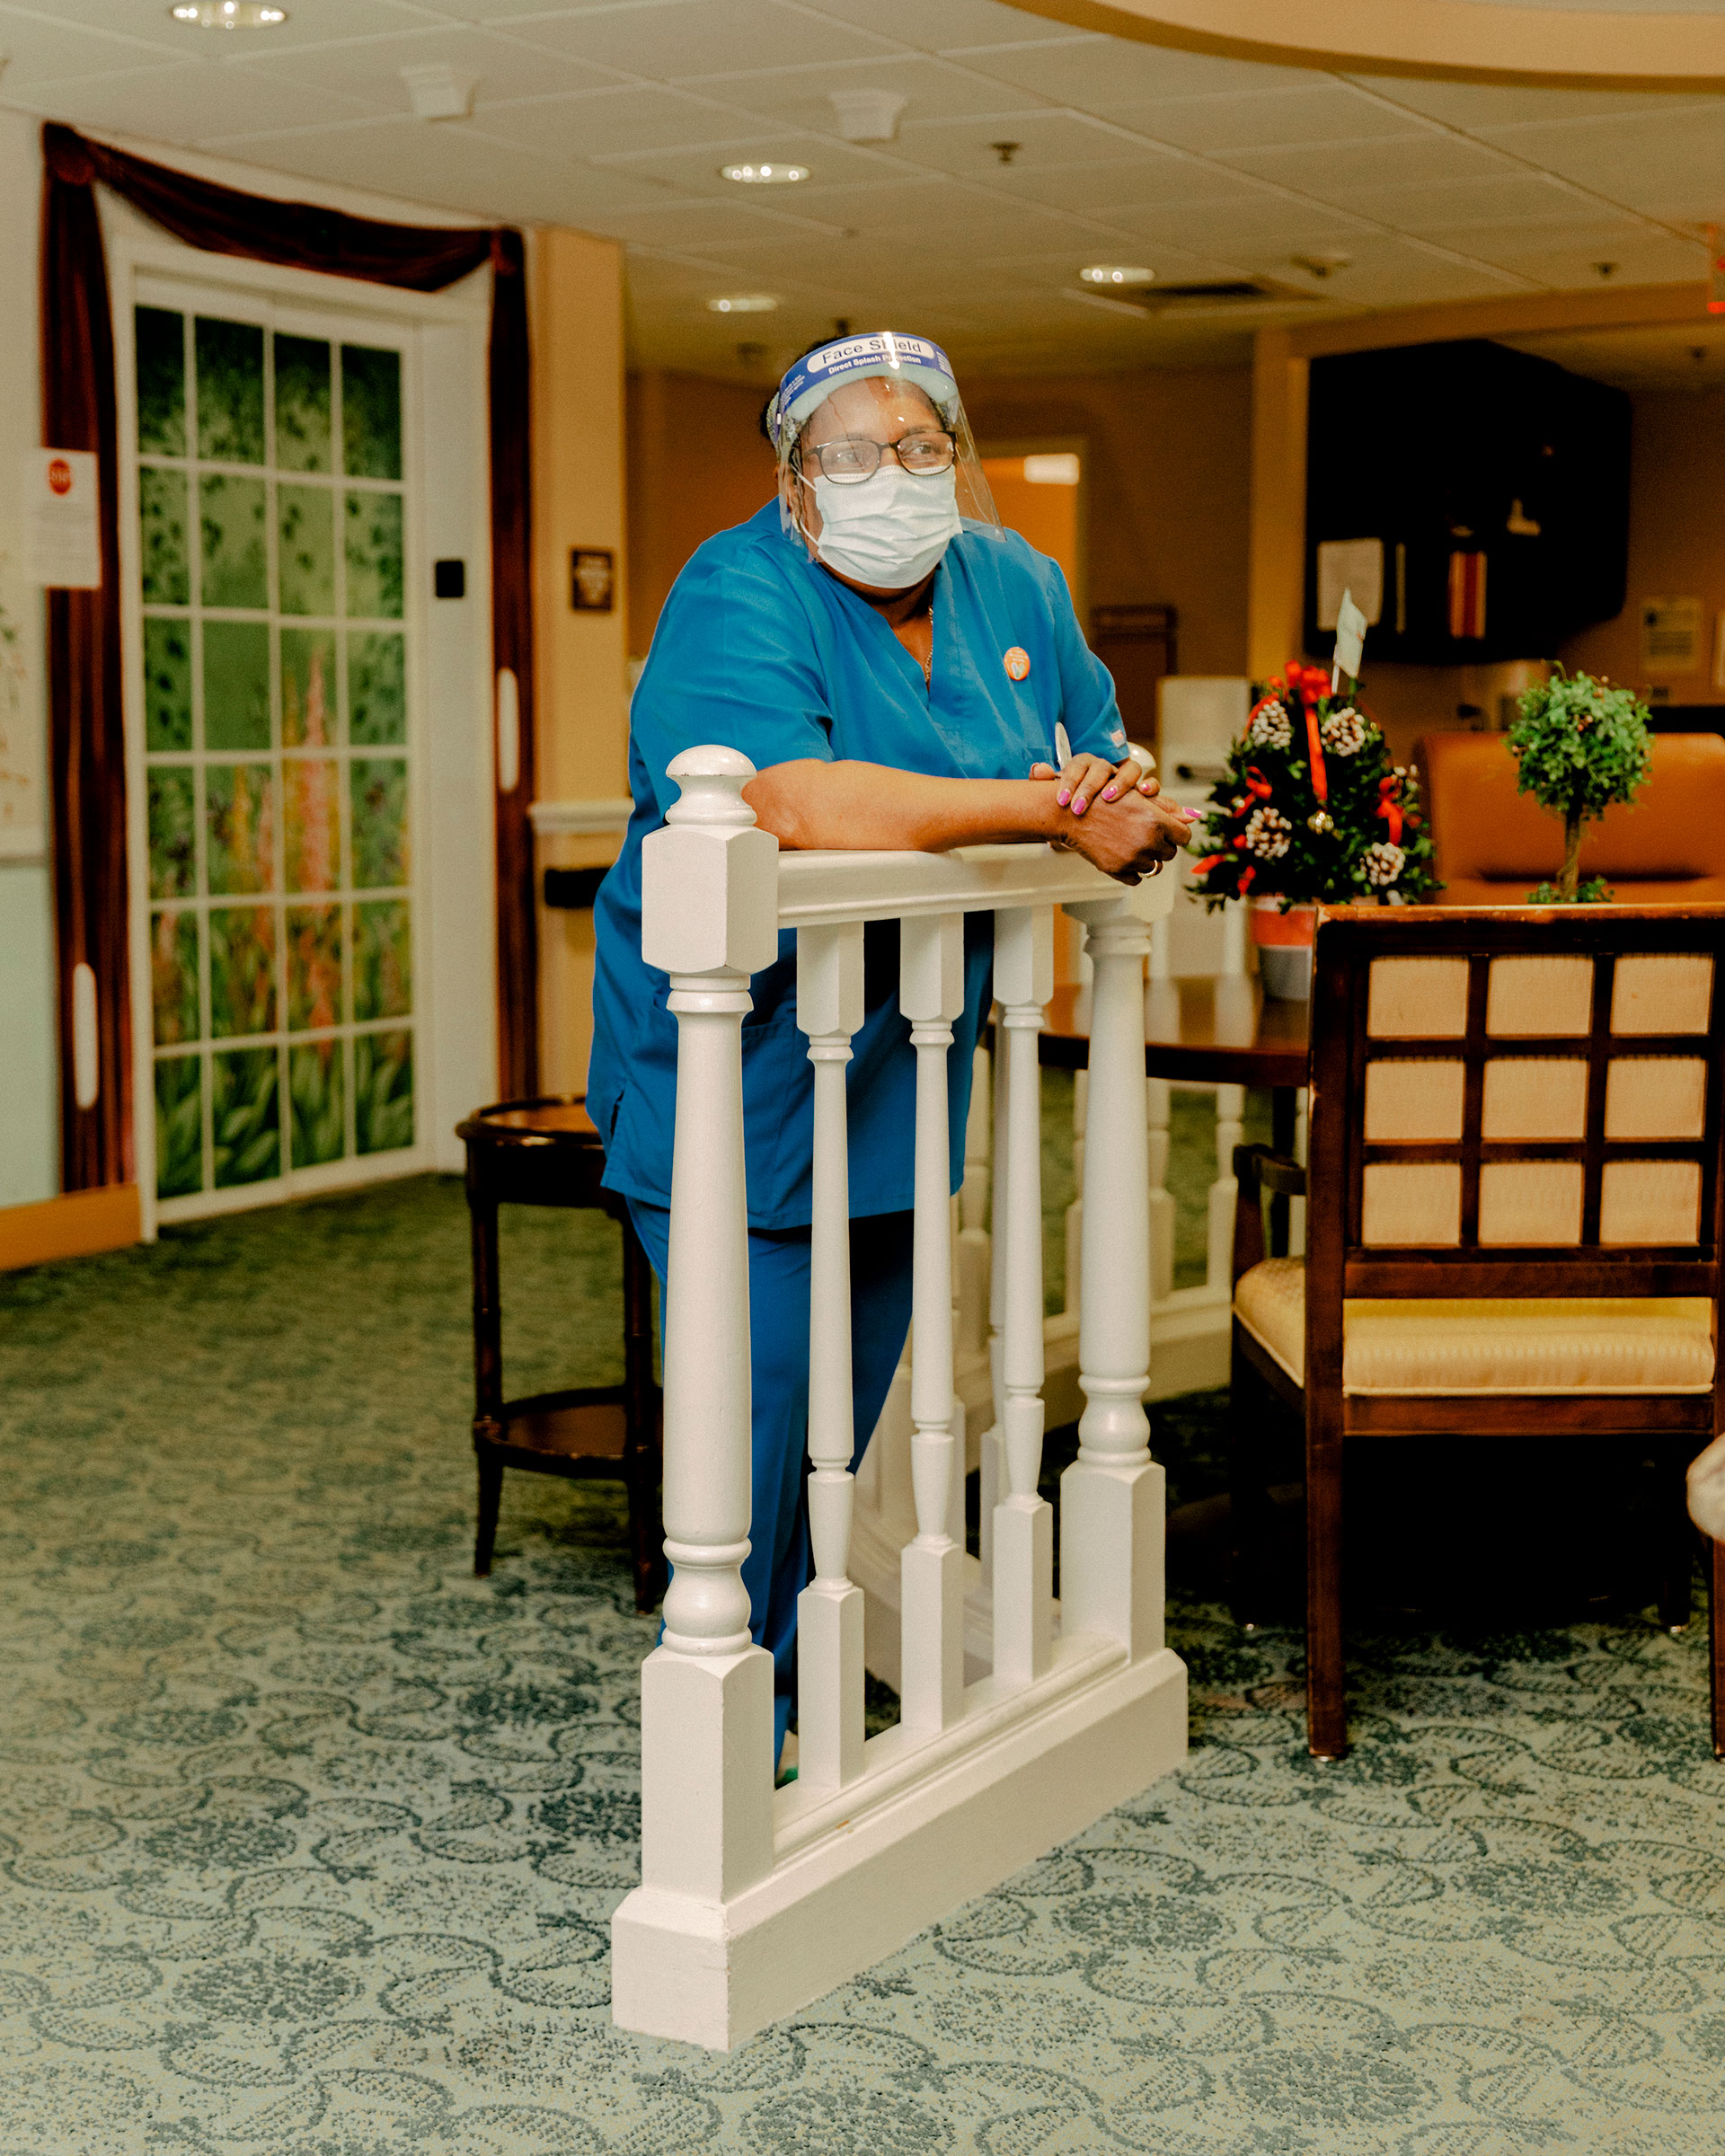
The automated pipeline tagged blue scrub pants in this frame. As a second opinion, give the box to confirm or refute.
[626,1201,916,1763]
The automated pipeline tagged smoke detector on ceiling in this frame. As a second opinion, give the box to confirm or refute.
[1291,252,1352,279]
[402,63,476,120]
[829,89,907,143]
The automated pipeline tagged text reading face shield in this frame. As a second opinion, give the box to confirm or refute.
[765,331,1002,588]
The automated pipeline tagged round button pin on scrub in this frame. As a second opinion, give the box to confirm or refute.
[1004,646,1031,681]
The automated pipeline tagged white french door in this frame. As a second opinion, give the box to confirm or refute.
[116,247,495,1230]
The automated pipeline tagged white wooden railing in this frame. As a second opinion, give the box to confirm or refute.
[610,747,1188,2050]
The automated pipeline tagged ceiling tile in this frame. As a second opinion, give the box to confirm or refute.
[17,62,381,140]
[470,83,751,158]
[1462,105,1725,217]
[499,0,893,80]
[1342,73,1721,133]
[591,128,906,193]
[948,32,1311,104]
[888,110,1194,181]
[0,7,190,84]
[1104,84,1436,156]
[1310,171,1601,234]
[793,0,1062,47]
[699,52,1051,129]
[192,112,608,222]
[1219,131,1516,198]
[979,156,1267,217]
[1103,195,1368,253]
[239,24,625,108]
[0,0,430,48]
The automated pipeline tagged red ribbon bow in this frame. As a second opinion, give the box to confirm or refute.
[1303,708,1329,804]
[1243,766,1273,802]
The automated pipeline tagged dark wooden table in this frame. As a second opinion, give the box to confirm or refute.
[1039,976,1312,1254]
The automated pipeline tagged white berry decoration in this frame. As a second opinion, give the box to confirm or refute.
[1245,805,1293,860]
[1363,841,1405,887]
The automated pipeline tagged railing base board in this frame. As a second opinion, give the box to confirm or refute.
[610,1641,1187,2050]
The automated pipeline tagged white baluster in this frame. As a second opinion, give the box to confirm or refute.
[1063,1066,1085,1319]
[992,905,1054,1688]
[1060,893,1163,1657]
[795,921,867,1791]
[1147,1077,1174,1304]
[635,747,780,1903]
[979,1026,1010,1587]
[1207,1083,1244,1294]
[898,912,967,1732]
[955,1043,992,1362]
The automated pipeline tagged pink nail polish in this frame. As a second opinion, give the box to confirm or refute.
[1057,790,1070,806]
[1102,787,1118,800]
[1073,798,1087,815]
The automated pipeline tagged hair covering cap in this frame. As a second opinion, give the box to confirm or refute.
[766,331,958,450]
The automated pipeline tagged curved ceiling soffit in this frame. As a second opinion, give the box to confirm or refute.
[1010,0,1725,93]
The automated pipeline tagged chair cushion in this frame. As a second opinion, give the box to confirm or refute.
[1234,1258,1715,1394]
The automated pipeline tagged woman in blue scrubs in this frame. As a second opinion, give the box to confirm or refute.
[588,332,1191,1761]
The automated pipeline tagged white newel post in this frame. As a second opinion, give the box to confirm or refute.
[623,747,780,1949]
[1207,1084,1245,1293]
[898,912,967,1731]
[992,906,1054,1687]
[1060,894,1163,1657]
[980,1034,1011,1585]
[955,1043,992,1364]
[795,921,867,1790]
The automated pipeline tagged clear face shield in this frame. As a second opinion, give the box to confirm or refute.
[765,332,1001,590]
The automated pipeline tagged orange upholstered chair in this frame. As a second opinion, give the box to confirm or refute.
[1418,731,1725,907]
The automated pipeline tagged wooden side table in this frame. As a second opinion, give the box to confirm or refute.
[456,1096,664,1612]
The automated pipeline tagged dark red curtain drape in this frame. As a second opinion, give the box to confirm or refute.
[41,122,538,1190]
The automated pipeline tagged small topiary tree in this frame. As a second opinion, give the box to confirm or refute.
[1507,668,1652,904]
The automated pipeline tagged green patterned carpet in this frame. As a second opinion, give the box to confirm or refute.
[2,1174,1722,2155]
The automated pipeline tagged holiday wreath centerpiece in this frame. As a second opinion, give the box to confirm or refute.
[1506,667,1651,904]
[1187,658,1439,996]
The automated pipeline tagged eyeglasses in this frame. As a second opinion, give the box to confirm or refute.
[798,430,956,484]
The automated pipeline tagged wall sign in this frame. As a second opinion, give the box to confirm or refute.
[571,547,615,613]
[1316,537,1382,630]
[1641,596,1702,676]
[23,448,101,588]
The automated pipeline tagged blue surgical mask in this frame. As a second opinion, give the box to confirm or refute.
[810,464,962,589]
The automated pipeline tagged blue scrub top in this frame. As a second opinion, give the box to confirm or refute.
[588,500,1128,1231]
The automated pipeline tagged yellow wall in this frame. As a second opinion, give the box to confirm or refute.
[1559,386,1725,706]
[963,369,1251,676]
[627,369,776,660]
[623,364,1253,677]
[530,228,629,1094]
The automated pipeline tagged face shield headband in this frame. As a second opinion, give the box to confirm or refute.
[767,331,1002,567]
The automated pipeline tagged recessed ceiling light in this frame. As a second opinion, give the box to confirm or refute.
[721,163,809,185]
[171,2,287,23]
[707,295,779,314]
[1079,264,1154,287]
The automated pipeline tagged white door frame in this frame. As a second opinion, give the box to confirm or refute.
[110,224,496,1237]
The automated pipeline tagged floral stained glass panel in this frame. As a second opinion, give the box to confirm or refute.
[281,629,337,747]
[288,905,342,1031]
[155,1054,204,1199]
[139,468,190,605]
[147,768,197,900]
[279,485,336,617]
[195,316,265,465]
[208,906,278,1039]
[144,616,192,751]
[213,1047,279,1187]
[151,910,199,1046]
[135,308,185,456]
[206,764,276,897]
[350,760,408,889]
[202,620,270,753]
[345,492,402,619]
[353,901,411,1021]
[355,1029,412,1155]
[284,759,341,896]
[200,474,268,609]
[348,632,404,746]
[289,1040,345,1167]
[341,345,402,480]
[275,334,331,473]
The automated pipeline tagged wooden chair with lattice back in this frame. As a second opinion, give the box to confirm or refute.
[457,1097,663,1613]
[1230,906,1724,1759]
